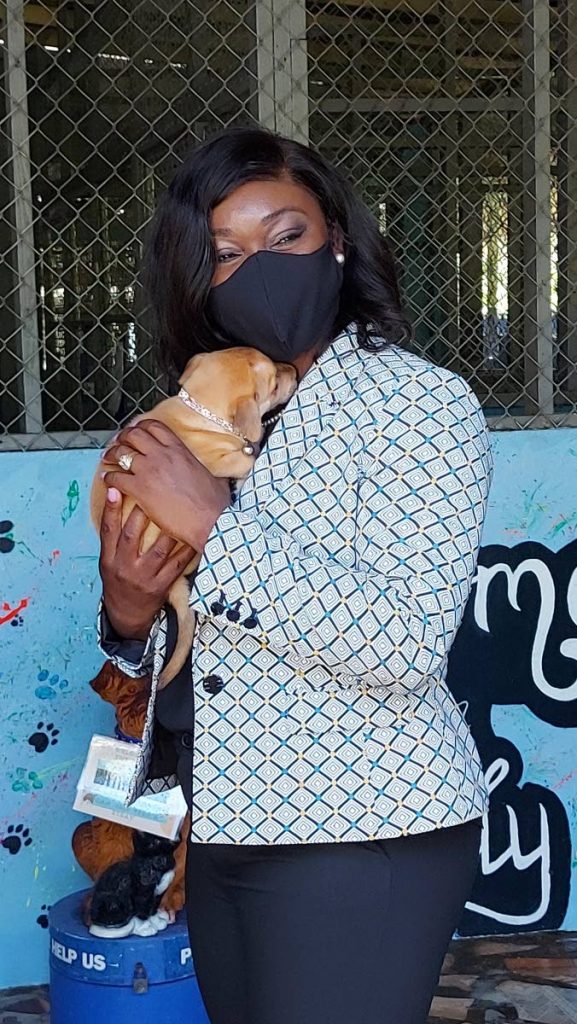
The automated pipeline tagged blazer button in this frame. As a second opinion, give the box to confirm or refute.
[181,732,194,750]
[202,674,225,695]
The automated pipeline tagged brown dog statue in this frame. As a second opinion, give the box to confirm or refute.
[72,661,189,922]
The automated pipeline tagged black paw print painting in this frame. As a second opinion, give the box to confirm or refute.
[0,520,15,554]
[37,905,50,929]
[28,722,60,753]
[2,824,32,855]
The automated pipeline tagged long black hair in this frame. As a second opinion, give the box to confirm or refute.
[143,127,411,377]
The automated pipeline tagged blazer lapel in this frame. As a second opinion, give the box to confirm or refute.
[237,328,366,514]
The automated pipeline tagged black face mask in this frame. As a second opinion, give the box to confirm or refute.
[208,242,344,363]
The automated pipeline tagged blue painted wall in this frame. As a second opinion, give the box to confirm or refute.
[1,433,577,986]
[1,450,105,988]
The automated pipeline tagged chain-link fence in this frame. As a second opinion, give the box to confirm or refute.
[1,0,576,449]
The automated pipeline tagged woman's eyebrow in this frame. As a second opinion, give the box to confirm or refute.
[212,207,308,238]
[261,206,307,224]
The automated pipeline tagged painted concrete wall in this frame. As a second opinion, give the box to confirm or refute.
[1,432,577,987]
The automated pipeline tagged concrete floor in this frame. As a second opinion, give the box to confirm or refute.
[1,931,576,1024]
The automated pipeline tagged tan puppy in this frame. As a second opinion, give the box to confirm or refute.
[91,348,297,688]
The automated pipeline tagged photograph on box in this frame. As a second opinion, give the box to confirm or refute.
[73,735,187,840]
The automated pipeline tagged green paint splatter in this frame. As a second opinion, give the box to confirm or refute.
[9,758,78,793]
[11,768,43,793]
[506,483,548,535]
[521,483,548,531]
[548,512,577,538]
[43,758,80,776]
[62,480,80,525]
[15,539,39,560]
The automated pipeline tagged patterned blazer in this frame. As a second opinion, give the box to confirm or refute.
[98,327,493,845]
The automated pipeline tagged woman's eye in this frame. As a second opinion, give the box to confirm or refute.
[216,251,241,264]
[274,229,304,247]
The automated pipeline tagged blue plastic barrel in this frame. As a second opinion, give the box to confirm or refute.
[49,890,210,1024]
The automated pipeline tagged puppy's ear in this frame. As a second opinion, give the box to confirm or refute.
[234,395,262,441]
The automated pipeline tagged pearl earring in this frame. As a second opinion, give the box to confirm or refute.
[335,253,345,265]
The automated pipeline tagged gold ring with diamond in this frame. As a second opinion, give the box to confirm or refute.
[117,452,134,472]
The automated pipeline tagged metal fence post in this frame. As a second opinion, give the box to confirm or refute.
[557,0,577,403]
[522,0,555,418]
[5,0,42,433]
[256,0,309,142]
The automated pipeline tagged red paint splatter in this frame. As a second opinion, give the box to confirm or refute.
[0,598,29,626]
[553,769,576,790]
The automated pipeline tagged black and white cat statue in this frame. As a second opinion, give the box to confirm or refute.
[88,831,179,939]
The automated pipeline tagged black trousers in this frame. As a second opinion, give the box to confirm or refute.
[184,816,482,1024]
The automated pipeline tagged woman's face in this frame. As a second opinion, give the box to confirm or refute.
[210,177,332,287]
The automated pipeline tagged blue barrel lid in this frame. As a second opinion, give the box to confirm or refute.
[49,890,196,987]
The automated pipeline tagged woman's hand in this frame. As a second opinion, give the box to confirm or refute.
[101,420,230,551]
[99,419,231,639]
[100,501,196,640]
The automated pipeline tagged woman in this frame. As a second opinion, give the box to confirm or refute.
[97,127,492,1024]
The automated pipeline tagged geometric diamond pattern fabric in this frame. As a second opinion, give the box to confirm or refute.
[100,326,492,844]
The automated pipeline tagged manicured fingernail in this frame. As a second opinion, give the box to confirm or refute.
[107,488,120,503]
